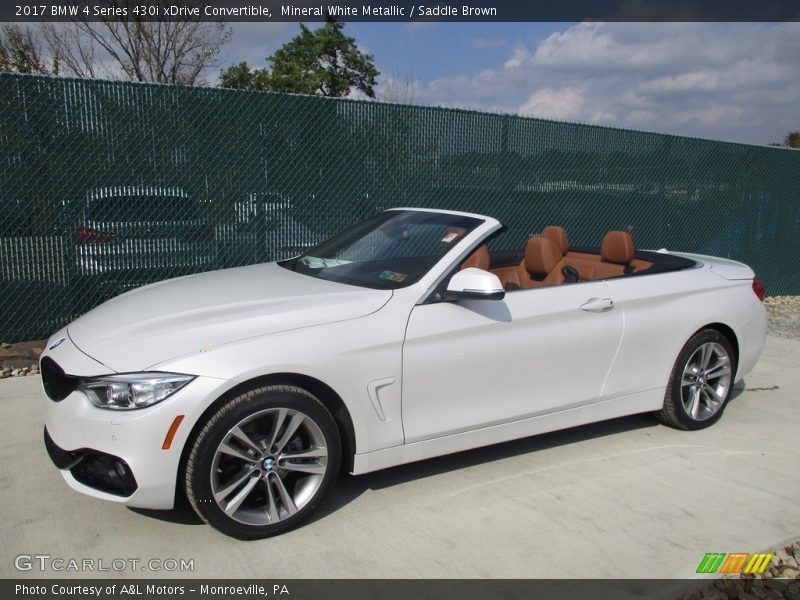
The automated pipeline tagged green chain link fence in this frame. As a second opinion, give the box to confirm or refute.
[1,72,799,342]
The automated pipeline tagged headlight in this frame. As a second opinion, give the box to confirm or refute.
[79,373,194,410]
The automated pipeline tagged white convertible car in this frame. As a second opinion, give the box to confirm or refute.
[41,208,767,539]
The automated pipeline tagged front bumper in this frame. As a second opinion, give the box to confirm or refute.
[44,427,138,497]
[42,351,233,509]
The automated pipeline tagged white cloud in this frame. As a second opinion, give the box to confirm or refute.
[416,22,800,144]
[504,44,530,68]
[518,86,586,121]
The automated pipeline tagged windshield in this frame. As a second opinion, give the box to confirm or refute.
[282,210,483,289]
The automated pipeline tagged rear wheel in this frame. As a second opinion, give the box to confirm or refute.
[656,329,736,430]
[185,385,341,539]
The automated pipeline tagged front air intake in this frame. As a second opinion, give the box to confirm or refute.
[40,357,78,401]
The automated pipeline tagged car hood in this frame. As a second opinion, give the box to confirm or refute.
[67,263,392,372]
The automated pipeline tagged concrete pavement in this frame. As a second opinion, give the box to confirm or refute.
[1,335,798,580]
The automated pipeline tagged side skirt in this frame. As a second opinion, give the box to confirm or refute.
[351,388,665,475]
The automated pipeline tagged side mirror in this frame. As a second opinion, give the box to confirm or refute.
[446,268,505,301]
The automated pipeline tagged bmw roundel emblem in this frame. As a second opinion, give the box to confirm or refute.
[49,337,65,350]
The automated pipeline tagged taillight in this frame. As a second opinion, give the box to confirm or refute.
[77,226,115,244]
[752,276,765,302]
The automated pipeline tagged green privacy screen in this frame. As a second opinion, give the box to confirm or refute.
[1,73,798,341]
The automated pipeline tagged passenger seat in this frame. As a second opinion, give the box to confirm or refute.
[542,225,569,257]
[493,236,565,290]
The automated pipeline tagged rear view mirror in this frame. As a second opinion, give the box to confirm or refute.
[446,268,505,301]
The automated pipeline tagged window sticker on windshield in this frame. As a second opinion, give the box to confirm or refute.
[299,257,352,269]
[379,270,407,283]
[441,232,459,243]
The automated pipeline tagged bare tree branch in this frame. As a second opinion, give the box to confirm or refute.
[377,71,419,105]
[38,1,231,85]
[1,24,51,74]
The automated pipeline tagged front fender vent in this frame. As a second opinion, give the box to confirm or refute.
[41,357,78,401]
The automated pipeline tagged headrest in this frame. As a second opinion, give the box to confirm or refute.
[461,245,490,271]
[542,226,569,256]
[601,231,634,265]
[524,236,561,277]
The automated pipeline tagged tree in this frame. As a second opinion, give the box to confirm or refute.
[219,19,379,98]
[376,71,419,104]
[784,131,800,149]
[0,24,53,75]
[219,61,271,91]
[40,10,231,85]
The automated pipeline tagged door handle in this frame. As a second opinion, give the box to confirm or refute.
[580,297,614,312]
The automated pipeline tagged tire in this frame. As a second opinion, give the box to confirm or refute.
[656,329,736,430]
[185,385,341,540]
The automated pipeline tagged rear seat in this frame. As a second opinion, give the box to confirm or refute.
[568,231,636,280]
[536,227,654,282]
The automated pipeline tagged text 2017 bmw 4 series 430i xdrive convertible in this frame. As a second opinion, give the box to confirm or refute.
[41,208,767,539]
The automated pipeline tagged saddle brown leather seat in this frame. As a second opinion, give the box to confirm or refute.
[493,236,566,291]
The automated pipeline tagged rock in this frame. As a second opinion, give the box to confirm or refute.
[762,580,785,592]
[749,585,767,599]
[714,580,733,591]
[779,567,800,579]
[10,369,20,377]
[767,565,779,577]
[0,342,12,349]
[29,369,39,375]
[785,588,800,600]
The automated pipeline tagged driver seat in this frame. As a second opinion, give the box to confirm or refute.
[461,245,491,271]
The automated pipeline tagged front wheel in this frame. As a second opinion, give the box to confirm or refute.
[656,329,736,430]
[185,385,341,539]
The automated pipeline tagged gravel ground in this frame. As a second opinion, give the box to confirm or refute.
[765,296,800,342]
[0,339,43,378]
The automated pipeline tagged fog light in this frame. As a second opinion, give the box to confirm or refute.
[113,461,127,479]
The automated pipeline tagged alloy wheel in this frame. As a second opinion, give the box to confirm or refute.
[210,408,328,526]
[680,342,732,421]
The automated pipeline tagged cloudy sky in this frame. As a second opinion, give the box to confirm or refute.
[216,22,799,145]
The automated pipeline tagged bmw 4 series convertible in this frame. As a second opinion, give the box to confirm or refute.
[41,208,767,539]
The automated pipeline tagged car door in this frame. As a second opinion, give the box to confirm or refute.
[401,280,624,443]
